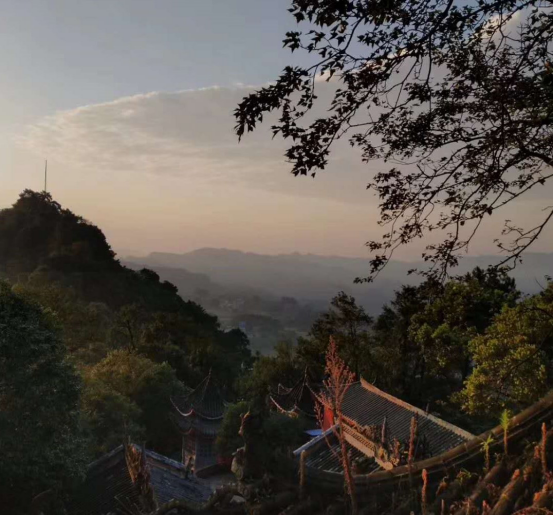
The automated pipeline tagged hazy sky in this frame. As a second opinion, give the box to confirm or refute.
[1,0,551,259]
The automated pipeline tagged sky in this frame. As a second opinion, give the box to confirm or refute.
[0,0,551,259]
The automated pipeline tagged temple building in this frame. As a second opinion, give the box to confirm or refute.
[171,372,227,472]
[269,369,317,419]
[69,443,212,515]
[293,378,475,475]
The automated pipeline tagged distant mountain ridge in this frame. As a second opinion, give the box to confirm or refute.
[124,248,553,314]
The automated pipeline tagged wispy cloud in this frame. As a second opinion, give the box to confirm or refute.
[17,83,381,205]
[13,81,550,257]
[19,86,289,183]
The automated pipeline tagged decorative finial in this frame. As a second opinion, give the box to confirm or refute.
[381,416,388,445]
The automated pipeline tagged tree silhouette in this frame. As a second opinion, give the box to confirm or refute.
[235,0,552,280]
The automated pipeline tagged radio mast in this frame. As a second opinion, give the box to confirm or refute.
[44,160,48,192]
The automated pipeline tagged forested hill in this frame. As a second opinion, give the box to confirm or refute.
[0,191,254,511]
[0,189,252,390]
[0,190,208,315]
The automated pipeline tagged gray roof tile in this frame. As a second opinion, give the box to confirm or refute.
[293,380,474,475]
[68,445,212,515]
[340,380,474,457]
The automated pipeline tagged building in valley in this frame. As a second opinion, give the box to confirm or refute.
[171,372,227,472]
[293,378,475,476]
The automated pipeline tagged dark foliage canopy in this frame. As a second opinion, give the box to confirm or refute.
[235,0,552,279]
[371,268,519,403]
[297,291,372,376]
[0,281,87,513]
[0,190,254,459]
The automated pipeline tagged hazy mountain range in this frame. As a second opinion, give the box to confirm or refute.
[124,248,552,315]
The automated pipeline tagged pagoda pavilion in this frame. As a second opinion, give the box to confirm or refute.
[269,369,317,419]
[171,372,227,472]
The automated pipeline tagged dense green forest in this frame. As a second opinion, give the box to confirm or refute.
[0,190,253,512]
[0,190,551,513]
[234,275,552,436]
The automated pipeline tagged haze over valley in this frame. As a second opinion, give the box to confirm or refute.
[125,248,553,353]
[0,1,551,513]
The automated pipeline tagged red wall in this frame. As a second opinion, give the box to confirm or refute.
[322,406,334,431]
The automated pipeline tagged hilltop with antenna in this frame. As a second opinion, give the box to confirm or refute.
[43,160,48,192]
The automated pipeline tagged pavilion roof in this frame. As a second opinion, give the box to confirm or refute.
[172,371,226,421]
[269,369,317,418]
[171,412,221,437]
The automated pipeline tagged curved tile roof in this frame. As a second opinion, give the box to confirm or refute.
[171,412,222,437]
[340,379,474,457]
[270,370,317,418]
[299,428,382,474]
[294,379,475,475]
[146,448,212,506]
[68,444,212,515]
[172,372,226,420]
